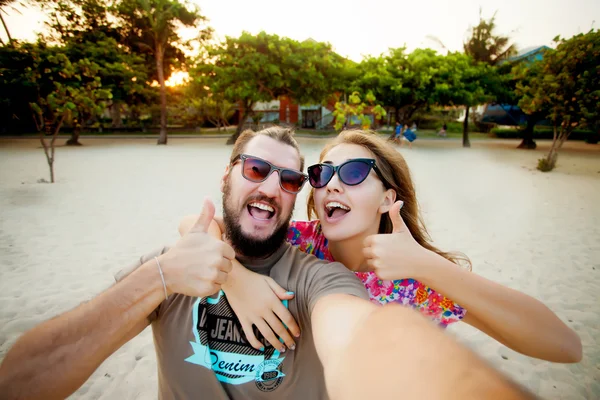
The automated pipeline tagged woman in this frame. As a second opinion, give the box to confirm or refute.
[180,130,581,363]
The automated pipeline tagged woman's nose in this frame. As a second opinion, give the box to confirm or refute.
[326,172,343,193]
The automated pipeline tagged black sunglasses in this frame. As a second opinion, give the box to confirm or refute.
[232,154,308,194]
[307,158,389,189]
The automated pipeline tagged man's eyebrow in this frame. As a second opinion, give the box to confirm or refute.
[322,161,334,165]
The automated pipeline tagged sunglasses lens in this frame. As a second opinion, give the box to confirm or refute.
[308,164,334,188]
[280,170,306,193]
[243,157,271,182]
[339,161,372,185]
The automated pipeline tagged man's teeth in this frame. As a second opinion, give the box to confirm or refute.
[326,201,350,211]
[249,202,275,212]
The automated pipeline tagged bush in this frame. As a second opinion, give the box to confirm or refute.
[409,118,479,133]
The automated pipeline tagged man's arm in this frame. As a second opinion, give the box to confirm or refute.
[0,259,164,400]
[312,295,535,400]
[0,199,234,400]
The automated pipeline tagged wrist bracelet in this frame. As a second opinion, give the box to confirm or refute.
[154,256,169,301]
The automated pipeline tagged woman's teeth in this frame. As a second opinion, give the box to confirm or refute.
[325,201,350,211]
[325,201,350,218]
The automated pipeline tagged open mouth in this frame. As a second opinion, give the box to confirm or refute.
[247,202,276,221]
[325,201,351,219]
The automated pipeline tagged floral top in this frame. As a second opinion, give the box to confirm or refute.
[287,220,466,327]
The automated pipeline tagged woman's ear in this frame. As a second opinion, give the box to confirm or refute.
[378,189,397,214]
[220,165,231,193]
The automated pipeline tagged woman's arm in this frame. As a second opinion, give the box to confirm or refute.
[364,201,582,363]
[178,214,300,352]
[416,254,581,363]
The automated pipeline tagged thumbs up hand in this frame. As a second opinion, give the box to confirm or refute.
[159,198,235,298]
[363,201,433,281]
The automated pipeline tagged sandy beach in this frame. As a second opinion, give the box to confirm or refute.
[0,136,599,399]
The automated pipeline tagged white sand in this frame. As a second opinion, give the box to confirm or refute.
[0,136,599,399]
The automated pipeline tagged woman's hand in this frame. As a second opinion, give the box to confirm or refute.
[223,262,300,352]
[363,201,435,280]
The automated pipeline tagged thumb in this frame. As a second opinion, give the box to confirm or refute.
[192,197,216,233]
[389,200,407,233]
[266,277,295,300]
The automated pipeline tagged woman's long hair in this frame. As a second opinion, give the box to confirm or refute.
[307,130,471,270]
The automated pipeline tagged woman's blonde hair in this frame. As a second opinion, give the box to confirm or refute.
[307,130,471,270]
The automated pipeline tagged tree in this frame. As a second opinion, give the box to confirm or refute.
[332,91,386,131]
[196,31,350,144]
[25,41,111,182]
[62,36,151,143]
[433,52,498,147]
[353,48,447,125]
[461,9,516,147]
[115,0,211,145]
[498,59,546,149]
[40,0,153,141]
[517,30,600,171]
[199,97,236,131]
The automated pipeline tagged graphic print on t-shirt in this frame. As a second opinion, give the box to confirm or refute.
[185,291,287,391]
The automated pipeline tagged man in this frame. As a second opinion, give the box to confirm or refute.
[0,127,534,400]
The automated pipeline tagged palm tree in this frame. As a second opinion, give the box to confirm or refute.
[464,10,517,66]
[117,0,209,145]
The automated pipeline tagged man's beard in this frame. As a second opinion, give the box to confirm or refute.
[222,178,292,259]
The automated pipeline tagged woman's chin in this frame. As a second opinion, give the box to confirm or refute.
[321,223,357,243]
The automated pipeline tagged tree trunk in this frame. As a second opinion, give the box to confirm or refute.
[462,107,471,148]
[110,103,123,128]
[540,123,572,172]
[227,120,245,145]
[156,44,168,145]
[0,12,13,44]
[40,115,65,183]
[517,115,538,149]
[227,102,253,145]
[66,128,82,146]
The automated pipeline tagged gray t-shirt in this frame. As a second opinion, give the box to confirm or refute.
[117,242,368,399]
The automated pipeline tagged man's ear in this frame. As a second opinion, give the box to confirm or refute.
[220,165,231,193]
[378,189,397,214]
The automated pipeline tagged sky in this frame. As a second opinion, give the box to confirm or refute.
[3,0,599,62]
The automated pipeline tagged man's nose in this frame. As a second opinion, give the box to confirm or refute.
[258,170,281,197]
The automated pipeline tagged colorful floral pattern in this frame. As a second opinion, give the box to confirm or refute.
[286,220,466,327]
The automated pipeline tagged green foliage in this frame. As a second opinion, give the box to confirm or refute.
[332,91,386,130]
[24,41,112,131]
[352,48,502,128]
[353,48,447,121]
[517,30,600,170]
[434,52,497,107]
[194,31,350,138]
[517,30,600,133]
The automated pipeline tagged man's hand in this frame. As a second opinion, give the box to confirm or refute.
[160,198,235,297]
